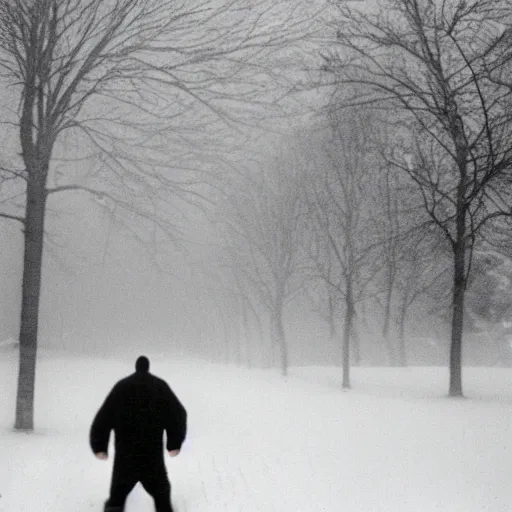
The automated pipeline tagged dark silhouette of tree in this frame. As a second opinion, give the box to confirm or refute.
[0,0,319,430]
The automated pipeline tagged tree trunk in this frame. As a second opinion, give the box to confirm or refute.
[15,179,47,431]
[351,319,361,366]
[397,303,407,366]
[342,284,354,389]
[448,105,469,398]
[272,305,288,377]
[449,241,466,397]
[383,284,397,365]
[247,300,266,367]
[342,307,351,389]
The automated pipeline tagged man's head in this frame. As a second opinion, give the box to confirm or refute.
[135,355,150,373]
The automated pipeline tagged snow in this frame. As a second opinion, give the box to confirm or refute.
[1,349,512,511]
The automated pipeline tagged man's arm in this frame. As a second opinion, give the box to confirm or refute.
[162,383,187,453]
[89,386,118,457]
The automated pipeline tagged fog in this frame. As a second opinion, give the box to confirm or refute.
[0,177,497,368]
[0,124,509,369]
[0,0,511,395]
[0,170,445,364]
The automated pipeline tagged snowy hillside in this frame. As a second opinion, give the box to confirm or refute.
[1,349,511,511]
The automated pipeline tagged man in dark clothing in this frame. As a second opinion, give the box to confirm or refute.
[90,356,187,512]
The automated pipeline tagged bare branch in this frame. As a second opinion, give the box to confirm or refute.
[0,211,24,224]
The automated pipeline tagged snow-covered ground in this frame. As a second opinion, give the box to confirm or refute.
[1,349,512,512]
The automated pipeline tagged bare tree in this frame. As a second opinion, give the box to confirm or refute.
[325,0,512,396]
[393,225,452,365]
[303,109,381,389]
[373,169,403,364]
[217,146,307,376]
[0,0,320,430]
[214,243,270,367]
[190,243,265,367]
[370,164,451,365]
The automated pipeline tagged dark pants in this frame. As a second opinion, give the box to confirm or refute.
[104,456,173,512]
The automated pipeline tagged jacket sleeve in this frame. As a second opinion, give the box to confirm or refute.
[162,383,187,451]
[90,386,118,455]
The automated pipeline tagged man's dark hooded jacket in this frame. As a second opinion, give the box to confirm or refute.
[90,357,187,460]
